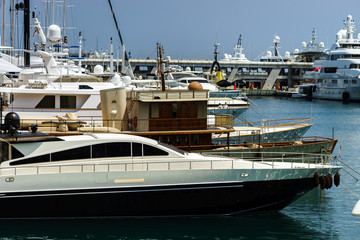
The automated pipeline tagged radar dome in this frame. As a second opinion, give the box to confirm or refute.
[285,51,290,58]
[319,42,325,48]
[47,24,61,42]
[188,81,203,91]
[109,73,121,85]
[274,35,280,43]
[266,51,272,57]
[302,42,307,48]
[5,112,20,130]
[185,67,191,72]
[294,49,299,54]
[122,76,132,86]
[337,29,347,40]
[94,65,104,74]
[224,54,229,59]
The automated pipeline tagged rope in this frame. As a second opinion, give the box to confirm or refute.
[334,157,360,179]
[340,183,360,199]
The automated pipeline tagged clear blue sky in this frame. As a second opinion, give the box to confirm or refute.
[2,0,360,60]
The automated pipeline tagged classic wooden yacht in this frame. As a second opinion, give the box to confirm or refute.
[200,136,337,163]
[0,114,341,218]
[212,118,313,145]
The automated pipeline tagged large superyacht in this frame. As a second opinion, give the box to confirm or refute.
[304,15,360,101]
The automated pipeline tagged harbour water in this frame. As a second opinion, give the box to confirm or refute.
[0,97,359,239]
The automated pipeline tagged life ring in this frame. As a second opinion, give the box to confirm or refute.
[133,116,138,128]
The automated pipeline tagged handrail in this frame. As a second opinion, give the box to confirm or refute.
[234,117,313,126]
[1,152,334,177]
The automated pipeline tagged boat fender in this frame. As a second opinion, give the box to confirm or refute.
[313,172,319,187]
[327,174,333,189]
[334,172,340,187]
[320,176,326,190]
[325,175,331,189]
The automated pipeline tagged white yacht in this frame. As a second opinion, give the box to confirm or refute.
[221,34,250,63]
[304,15,360,101]
[294,28,326,63]
[0,128,340,218]
[260,36,293,62]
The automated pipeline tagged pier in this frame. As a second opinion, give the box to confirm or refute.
[81,58,313,90]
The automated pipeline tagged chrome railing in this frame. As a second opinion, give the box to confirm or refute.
[0,152,336,176]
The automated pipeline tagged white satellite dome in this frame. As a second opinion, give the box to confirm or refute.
[274,35,280,43]
[94,65,104,74]
[47,24,61,43]
[319,42,325,48]
[337,29,347,40]
[302,42,307,48]
[122,76,132,86]
[109,73,121,85]
[294,49,299,54]
[266,51,272,57]
[224,54,229,59]
[185,67,191,71]
[285,51,290,58]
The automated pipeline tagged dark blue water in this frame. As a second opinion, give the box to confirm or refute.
[0,97,359,239]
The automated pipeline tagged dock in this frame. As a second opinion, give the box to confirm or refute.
[81,58,313,90]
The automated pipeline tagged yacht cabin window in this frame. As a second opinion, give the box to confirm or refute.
[352,80,357,84]
[60,96,76,108]
[79,85,93,89]
[0,141,25,163]
[324,68,337,73]
[188,79,208,83]
[10,142,169,166]
[350,64,360,69]
[344,80,349,84]
[329,54,360,60]
[36,95,55,108]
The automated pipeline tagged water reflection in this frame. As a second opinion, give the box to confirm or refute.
[0,209,337,240]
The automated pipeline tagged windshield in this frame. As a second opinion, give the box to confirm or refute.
[158,142,186,155]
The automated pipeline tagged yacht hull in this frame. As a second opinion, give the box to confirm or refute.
[0,177,316,218]
[313,87,360,101]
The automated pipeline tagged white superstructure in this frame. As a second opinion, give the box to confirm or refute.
[304,15,360,101]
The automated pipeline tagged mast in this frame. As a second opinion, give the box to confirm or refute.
[24,0,30,67]
[78,31,82,73]
[11,0,15,50]
[110,37,114,74]
[2,0,4,46]
[157,42,166,91]
[274,35,280,57]
[107,0,134,78]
